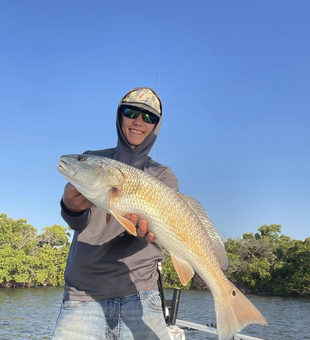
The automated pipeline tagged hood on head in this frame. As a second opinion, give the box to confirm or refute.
[115,87,163,165]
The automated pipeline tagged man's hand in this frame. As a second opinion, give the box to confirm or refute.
[62,183,93,213]
[124,213,156,243]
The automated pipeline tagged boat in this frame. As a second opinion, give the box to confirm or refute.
[157,267,265,340]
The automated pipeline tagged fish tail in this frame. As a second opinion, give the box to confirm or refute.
[215,282,268,340]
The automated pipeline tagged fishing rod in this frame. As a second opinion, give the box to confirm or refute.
[151,68,160,160]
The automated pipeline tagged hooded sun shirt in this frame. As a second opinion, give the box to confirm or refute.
[60,87,179,301]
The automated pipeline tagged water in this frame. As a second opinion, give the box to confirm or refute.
[0,286,63,340]
[165,289,310,340]
[0,287,309,340]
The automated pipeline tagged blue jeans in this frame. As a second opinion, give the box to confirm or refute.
[51,287,171,340]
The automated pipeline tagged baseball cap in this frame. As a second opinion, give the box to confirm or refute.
[120,88,162,117]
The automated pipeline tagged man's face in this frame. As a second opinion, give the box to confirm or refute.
[121,108,156,149]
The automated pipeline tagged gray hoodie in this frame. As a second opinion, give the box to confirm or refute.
[61,88,179,301]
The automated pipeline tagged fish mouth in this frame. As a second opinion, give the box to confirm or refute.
[57,160,76,176]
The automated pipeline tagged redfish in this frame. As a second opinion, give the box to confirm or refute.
[58,154,267,340]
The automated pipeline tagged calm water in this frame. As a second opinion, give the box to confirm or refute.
[0,286,309,340]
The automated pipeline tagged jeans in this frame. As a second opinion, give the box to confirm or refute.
[51,287,171,340]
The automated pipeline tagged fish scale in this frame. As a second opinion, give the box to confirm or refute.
[58,154,268,340]
[116,177,197,256]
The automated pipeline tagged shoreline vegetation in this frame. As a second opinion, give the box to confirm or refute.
[1,213,309,296]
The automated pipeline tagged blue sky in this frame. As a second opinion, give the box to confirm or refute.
[1,1,309,241]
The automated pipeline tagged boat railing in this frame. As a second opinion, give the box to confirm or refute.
[165,287,266,340]
[157,263,265,340]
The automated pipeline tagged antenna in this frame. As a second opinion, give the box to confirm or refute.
[157,69,160,94]
[152,69,160,160]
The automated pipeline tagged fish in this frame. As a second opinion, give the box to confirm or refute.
[57,154,268,340]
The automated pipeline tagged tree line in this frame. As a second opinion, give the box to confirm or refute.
[1,213,309,296]
[0,213,70,287]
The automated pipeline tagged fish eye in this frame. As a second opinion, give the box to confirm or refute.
[76,155,85,162]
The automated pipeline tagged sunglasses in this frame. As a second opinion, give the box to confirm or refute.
[123,107,160,124]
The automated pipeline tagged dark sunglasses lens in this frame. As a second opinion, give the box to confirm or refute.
[123,107,159,124]
[123,108,140,119]
[142,113,159,124]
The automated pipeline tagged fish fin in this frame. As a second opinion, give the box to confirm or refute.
[178,193,228,270]
[215,281,268,340]
[110,211,137,236]
[171,253,194,286]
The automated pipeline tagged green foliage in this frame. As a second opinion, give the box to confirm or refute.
[246,257,272,289]
[39,224,70,247]
[1,212,309,297]
[0,213,38,254]
[225,224,310,296]
[0,213,70,287]
[255,224,281,243]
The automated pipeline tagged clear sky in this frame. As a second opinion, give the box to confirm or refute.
[1,1,309,241]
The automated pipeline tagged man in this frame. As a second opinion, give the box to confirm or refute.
[52,87,179,340]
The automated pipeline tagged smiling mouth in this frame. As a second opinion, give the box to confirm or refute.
[130,129,144,134]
